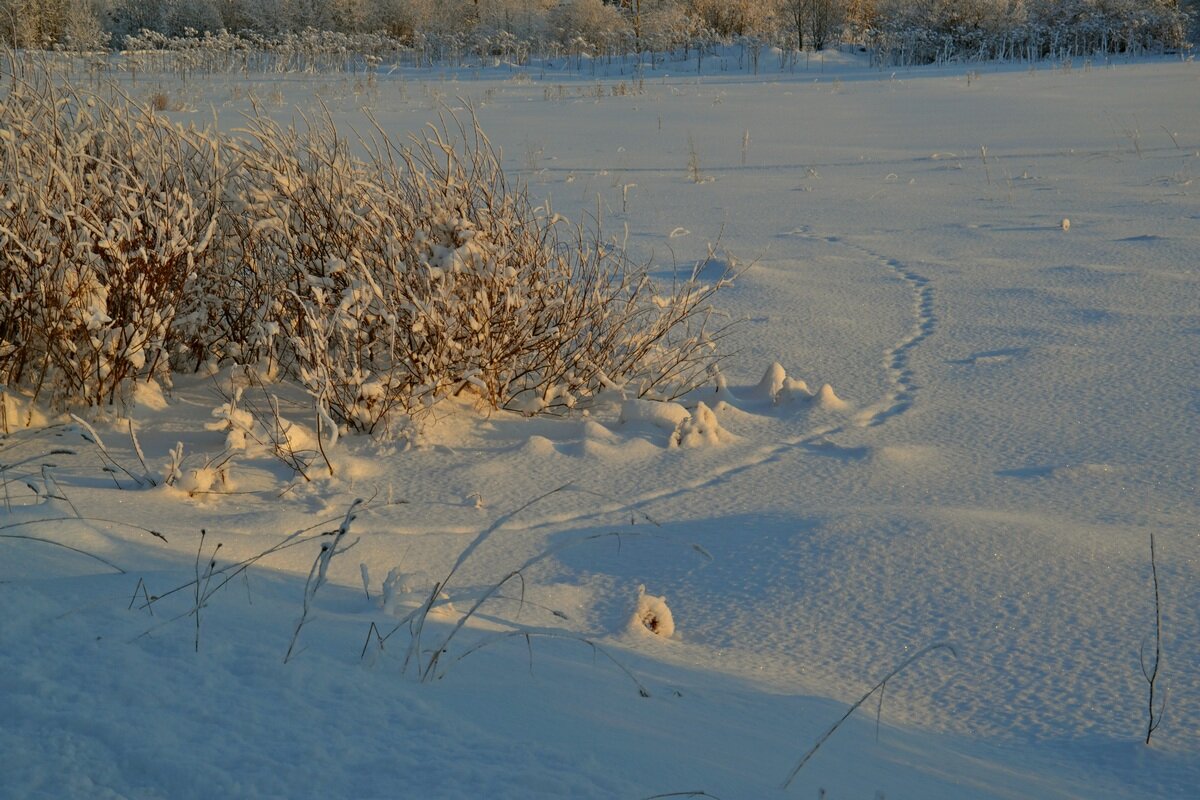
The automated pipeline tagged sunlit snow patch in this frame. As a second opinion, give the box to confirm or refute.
[130,379,169,412]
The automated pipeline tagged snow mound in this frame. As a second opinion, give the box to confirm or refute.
[630,584,675,638]
[814,383,849,411]
[672,402,731,448]
[175,461,233,497]
[748,362,850,410]
[751,362,792,404]
[130,380,169,412]
[579,419,619,443]
[519,435,558,458]
[617,398,731,448]
[619,398,691,430]
[708,364,740,404]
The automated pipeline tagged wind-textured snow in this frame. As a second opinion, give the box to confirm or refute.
[2,52,1198,799]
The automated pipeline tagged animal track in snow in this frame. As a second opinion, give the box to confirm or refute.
[817,236,938,428]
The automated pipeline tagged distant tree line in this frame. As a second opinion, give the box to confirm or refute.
[0,0,1193,64]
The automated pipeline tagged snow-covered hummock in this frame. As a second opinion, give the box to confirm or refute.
[174,462,229,496]
[752,361,811,404]
[672,401,731,447]
[618,397,692,430]
[631,584,676,638]
[749,361,848,412]
[813,383,848,411]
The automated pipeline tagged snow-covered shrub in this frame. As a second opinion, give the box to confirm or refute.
[370,0,430,40]
[228,108,733,434]
[0,64,731,428]
[104,0,170,44]
[115,27,410,75]
[637,0,702,53]
[205,387,260,451]
[0,71,224,408]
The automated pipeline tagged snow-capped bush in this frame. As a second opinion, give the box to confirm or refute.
[0,70,223,408]
[1,64,732,434]
[225,109,733,434]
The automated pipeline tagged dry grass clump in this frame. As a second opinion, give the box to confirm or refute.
[0,65,733,434]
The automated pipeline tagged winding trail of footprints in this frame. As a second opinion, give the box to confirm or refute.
[505,230,942,529]
[824,235,939,429]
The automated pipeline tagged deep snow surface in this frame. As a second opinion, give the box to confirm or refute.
[2,51,1198,799]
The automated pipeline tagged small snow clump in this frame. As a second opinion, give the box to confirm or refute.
[631,584,675,638]
[673,401,730,447]
[814,383,849,411]
[752,362,813,405]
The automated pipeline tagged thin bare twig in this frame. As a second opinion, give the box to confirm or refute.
[1142,532,1166,744]
[782,642,958,789]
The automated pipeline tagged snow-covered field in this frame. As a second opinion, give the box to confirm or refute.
[2,51,1198,798]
